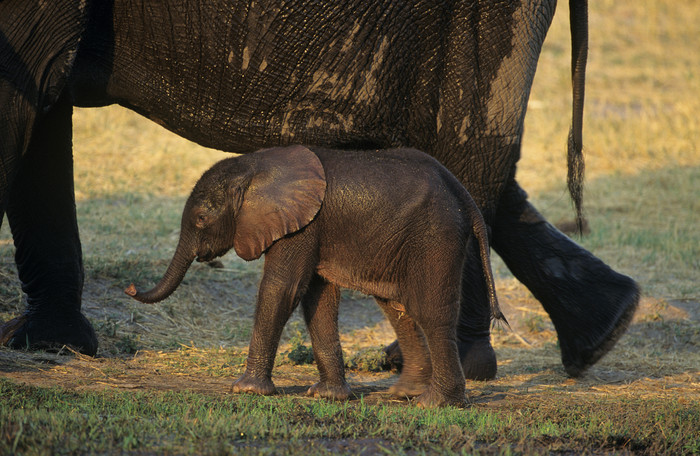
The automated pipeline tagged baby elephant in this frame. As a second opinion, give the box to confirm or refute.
[126,145,504,407]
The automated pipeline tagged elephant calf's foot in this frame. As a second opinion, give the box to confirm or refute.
[0,311,98,356]
[388,381,428,399]
[386,338,497,381]
[306,381,352,400]
[231,373,276,395]
[416,384,467,408]
[457,336,497,381]
[388,371,431,399]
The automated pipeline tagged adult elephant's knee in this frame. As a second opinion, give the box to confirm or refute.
[492,182,639,377]
[0,97,97,356]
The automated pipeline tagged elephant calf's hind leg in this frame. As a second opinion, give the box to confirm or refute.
[376,299,432,399]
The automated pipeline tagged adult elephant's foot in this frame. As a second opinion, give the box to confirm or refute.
[493,182,640,377]
[559,280,638,377]
[0,310,98,356]
[231,372,276,395]
[306,381,352,400]
[456,336,497,381]
[453,246,499,381]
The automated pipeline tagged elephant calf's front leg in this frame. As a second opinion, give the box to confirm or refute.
[233,265,306,396]
[302,276,351,400]
[232,237,320,396]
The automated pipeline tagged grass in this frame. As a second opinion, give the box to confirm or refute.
[2,378,698,455]
[1,0,699,454]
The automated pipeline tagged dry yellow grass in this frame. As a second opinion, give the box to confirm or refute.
[522,0,700,188]
[72,108,226,201]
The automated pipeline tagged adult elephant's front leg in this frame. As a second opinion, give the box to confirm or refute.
[492,180,639,377]
[0,97,97,355]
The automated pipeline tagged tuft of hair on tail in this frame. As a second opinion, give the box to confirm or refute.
[490,293,510,331]
[567,129,586,237]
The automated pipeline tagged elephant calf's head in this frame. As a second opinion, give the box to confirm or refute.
[126,145,326,303]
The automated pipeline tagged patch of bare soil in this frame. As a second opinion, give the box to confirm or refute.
[1,274,698,406]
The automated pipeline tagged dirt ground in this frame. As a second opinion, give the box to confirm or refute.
[1,274,698,407]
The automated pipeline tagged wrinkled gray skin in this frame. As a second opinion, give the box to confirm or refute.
[128,146,506,407]
[0,0,638,379]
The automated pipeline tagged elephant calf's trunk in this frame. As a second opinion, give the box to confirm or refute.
[124,283,149,301]
[124,282,175,304]
[124,262,190,302]
[125,243,195,303]
[124,274,183,303]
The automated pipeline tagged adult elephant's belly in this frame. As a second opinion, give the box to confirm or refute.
[77,0,439,155]
[102,63,420,155]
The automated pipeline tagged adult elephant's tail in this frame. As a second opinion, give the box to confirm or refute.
[568,0,588,234]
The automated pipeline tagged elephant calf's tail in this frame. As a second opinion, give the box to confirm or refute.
[469,205,508,328]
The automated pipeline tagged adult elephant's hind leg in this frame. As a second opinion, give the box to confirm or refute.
[493,181,639,377]
[455,237,498,381]
[0,97,97,355]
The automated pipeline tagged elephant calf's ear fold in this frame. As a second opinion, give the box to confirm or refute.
[233,146,326,261]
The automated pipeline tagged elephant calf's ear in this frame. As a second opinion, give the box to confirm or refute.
[233,146,326,261]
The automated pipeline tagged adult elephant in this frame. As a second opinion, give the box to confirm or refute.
[0,0,638,379]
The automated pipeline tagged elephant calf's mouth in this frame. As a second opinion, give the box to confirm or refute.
[196,249,225,263]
